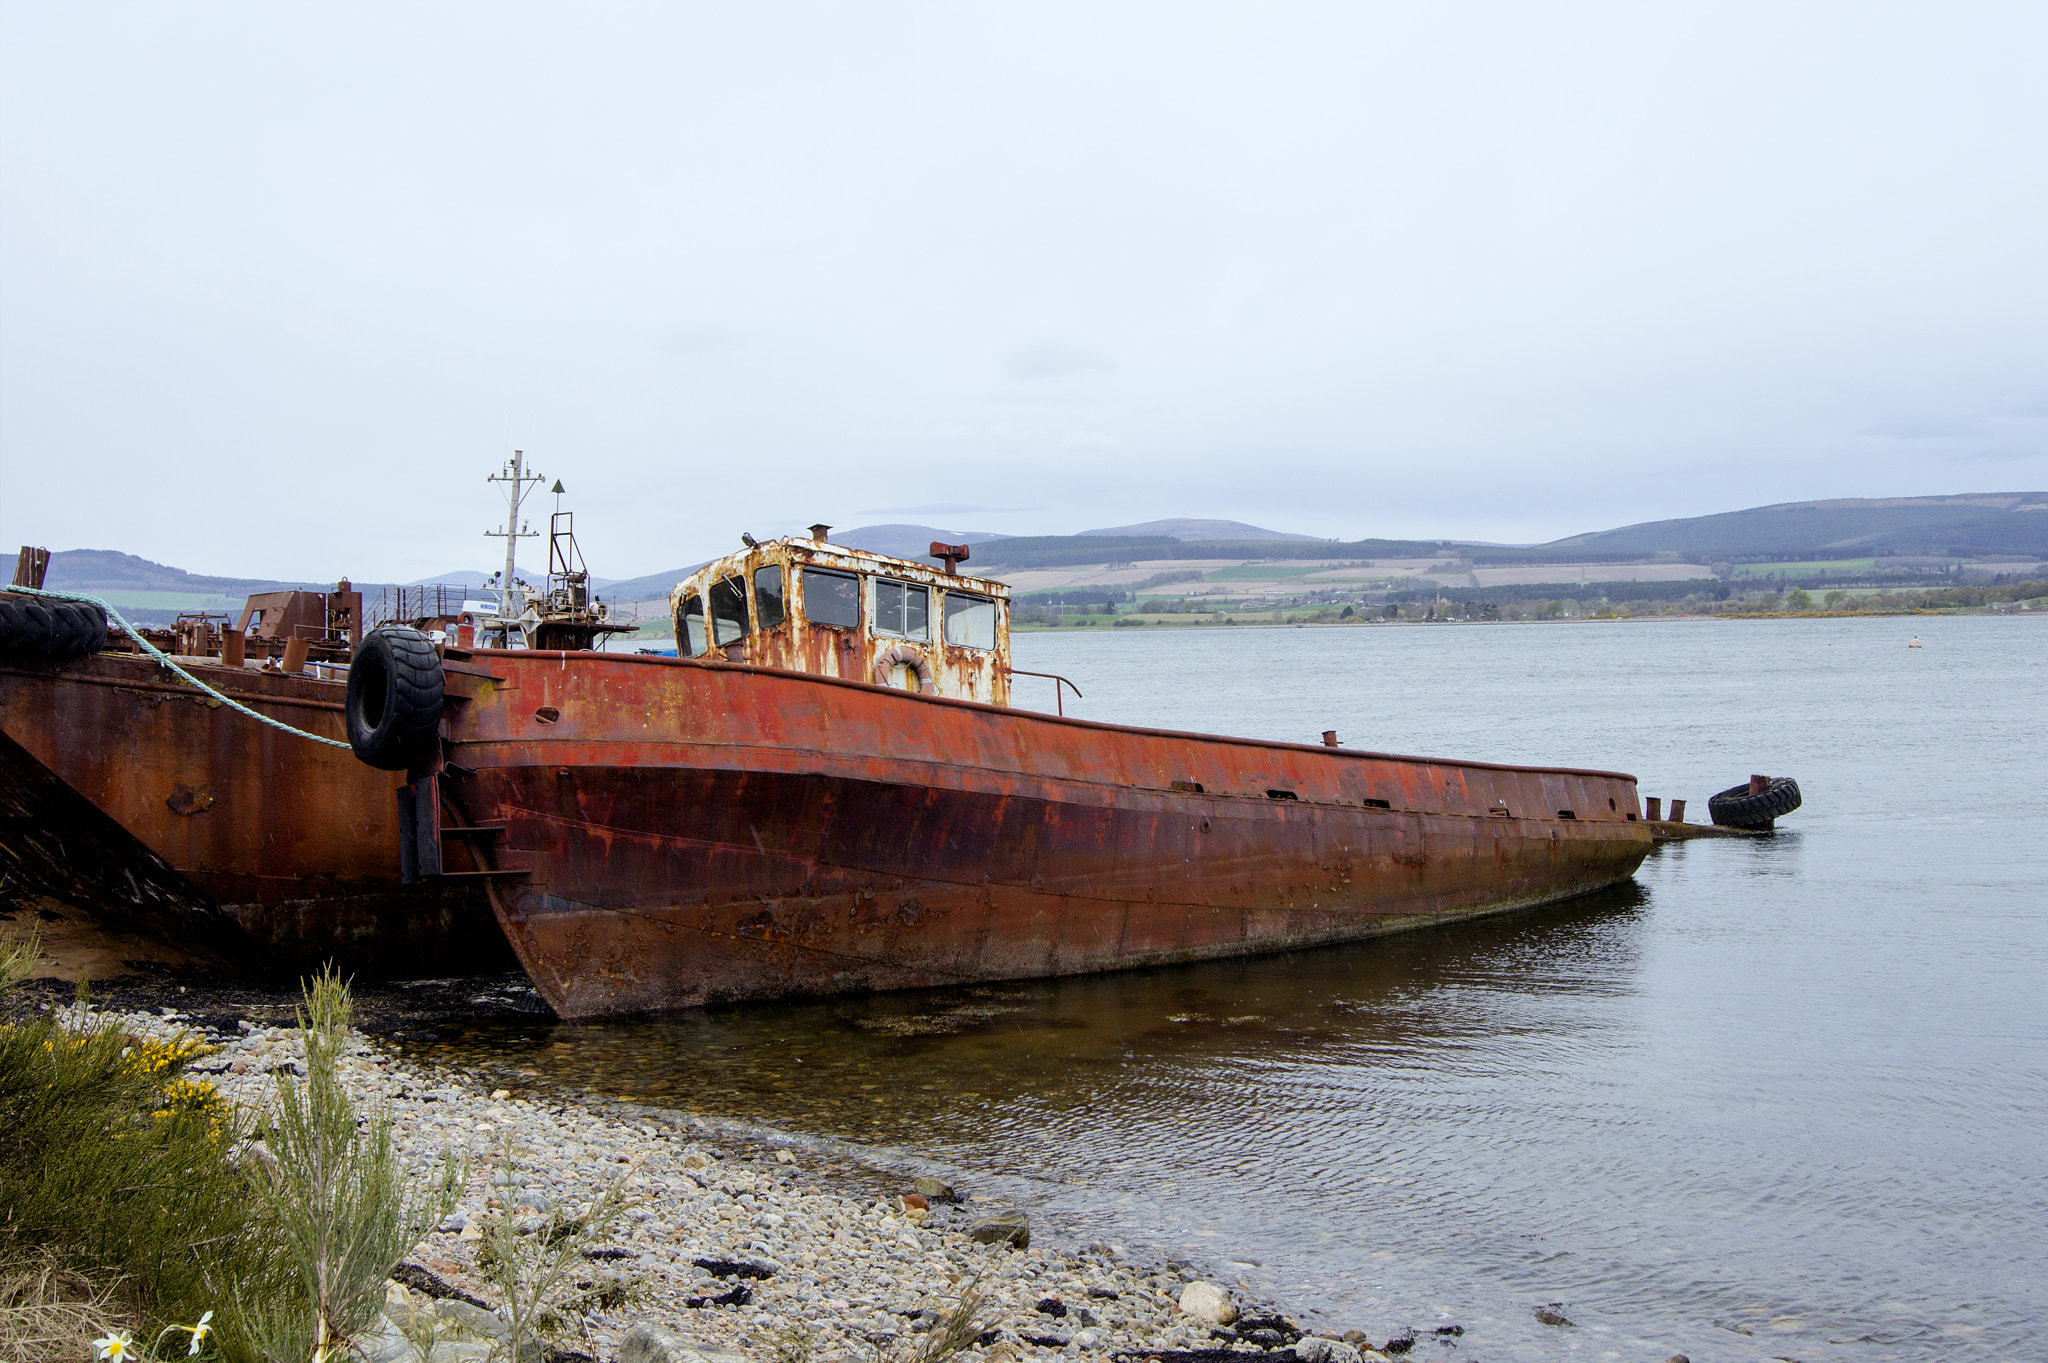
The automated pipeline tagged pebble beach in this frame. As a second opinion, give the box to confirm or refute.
[90,1003,1392,1363]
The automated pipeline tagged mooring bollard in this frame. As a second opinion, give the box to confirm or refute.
[281,636,310,675]
[1646,796,1663,821]
[220,628,245,669]
[1322,730,1340,747]
[1669,798,1687,823]
[1749,773,1770,795]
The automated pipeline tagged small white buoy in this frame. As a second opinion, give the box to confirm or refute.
[1907,636,1922,648]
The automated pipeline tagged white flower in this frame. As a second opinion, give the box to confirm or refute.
[186,1310,215,1356]
[93,1335,134,1362]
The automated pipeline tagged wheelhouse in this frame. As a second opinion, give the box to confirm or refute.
[669,530,1012,705]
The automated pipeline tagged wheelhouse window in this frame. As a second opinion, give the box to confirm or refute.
[709,575,748,646]
[944,591,997,650]
[753,565,786,629]
[872,578,929,640]
[802,567,860,629]
[678,593,708,657]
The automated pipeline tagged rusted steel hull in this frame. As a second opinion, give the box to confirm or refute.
[0,652,510,977]
[438,652,1653,1019]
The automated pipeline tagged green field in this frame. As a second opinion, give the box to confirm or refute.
[1201,564,1375,582]
[1731,559,1878,578]
[70,589,249,615]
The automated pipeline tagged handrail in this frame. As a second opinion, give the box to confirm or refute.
[1006,666,1084,717]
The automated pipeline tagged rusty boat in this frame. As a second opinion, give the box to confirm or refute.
[0,453,633,977]
[346,526,1655,1019]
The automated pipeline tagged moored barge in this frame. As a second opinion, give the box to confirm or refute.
[0,647,501,975]
[349,528,1654,1018]
[0,453,630,977]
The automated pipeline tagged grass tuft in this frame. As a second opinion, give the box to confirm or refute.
[0,1253,129,1363]
[237,968,460,1363]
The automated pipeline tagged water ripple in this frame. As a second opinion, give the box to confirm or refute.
[408,617,2048,1363]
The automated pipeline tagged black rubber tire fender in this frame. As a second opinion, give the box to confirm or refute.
[79,602,111,655]
[0,598,35,656]
[53,602,108,659]
[11,601,58,659]
[345,626,445,771]
[0,597,107,661]
[1708,777,1802,829]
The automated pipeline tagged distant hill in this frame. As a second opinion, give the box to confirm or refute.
[975,534,1573,571]
[972,535,1193,570]
[977,494,2048,571]
[37,494,2044,623]
[43,549,328,597]
[1550,493,2048,558]
[1079,518,1323,542]
[830,523,1010,560]
[403,569,497,589]
[34,549,404,627]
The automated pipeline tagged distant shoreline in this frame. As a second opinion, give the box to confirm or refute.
[1013,605,2035,633]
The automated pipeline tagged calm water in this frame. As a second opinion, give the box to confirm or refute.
[411,617,2047,1362]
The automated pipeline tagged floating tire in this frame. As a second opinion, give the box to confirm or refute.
[1708,777,1802,830]
[345,626,445,771]
[0,596,108,662]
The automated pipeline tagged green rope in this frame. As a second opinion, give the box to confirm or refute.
[7,583,353,750]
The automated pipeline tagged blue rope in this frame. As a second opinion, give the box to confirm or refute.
[7,584,353,750]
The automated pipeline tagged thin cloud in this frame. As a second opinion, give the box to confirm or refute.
[660,326,742,355]
[860,503,1041,515]
[1003,342,1115,381]
[1861,417,1981,440]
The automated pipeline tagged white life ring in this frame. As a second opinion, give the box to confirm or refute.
[873,642,936,693]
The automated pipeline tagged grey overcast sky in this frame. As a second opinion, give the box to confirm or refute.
[3,3,2045,582]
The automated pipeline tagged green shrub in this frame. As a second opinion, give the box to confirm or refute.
[2,948,459,1363]
[0,934,290,1357]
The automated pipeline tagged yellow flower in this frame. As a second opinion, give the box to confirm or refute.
[118,1034,214,1078]
[93,1333,134,1361]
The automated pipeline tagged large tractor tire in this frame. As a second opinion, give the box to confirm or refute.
[345,626,445,771]
[1708,777,1802,830]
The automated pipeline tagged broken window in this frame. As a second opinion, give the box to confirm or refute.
[753,565,786,629]
[710,576,748,646]
[678,593,708,657]
[944,591,997,650]
[802,568,860,629]
[872,578,929,640]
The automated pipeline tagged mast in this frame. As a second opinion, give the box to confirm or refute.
[485,450,543,621]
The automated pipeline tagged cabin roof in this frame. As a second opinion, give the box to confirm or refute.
[676,535,1010,600]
